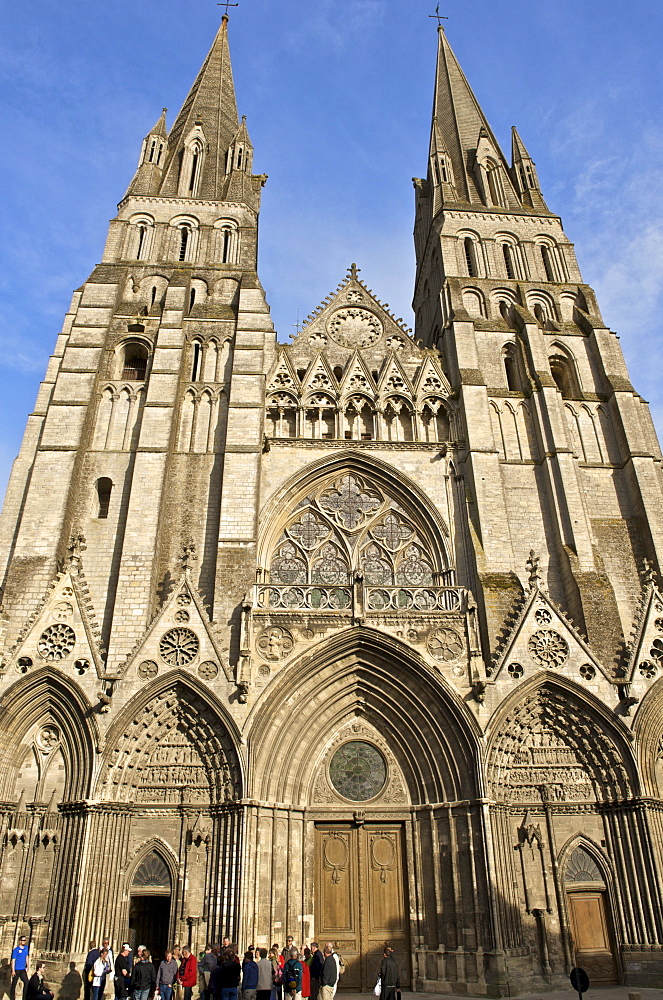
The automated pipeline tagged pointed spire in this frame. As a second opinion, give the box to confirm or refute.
[158,15,240,200]
[149,108,169,140]
[511,127,548,210]
[431,28,520,209]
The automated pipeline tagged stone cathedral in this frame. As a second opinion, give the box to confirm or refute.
[1,14,663,996]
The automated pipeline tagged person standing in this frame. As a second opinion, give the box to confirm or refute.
[308,946,322,1000]
[282,950,302,1000]
[241,951,258,1000]
[91,949,112,1000]
[11,935,30,1000]
[83,943,99,1000]
[177,948,198,1000]
[131,951,156,1000]
[115,945,132,1000]
[378,948,400,1000]
[210,950,240,1000]
[256,949,272,1000]
[156,950,179,1000]
[318,949,336,1000]
[199,946,217,1000]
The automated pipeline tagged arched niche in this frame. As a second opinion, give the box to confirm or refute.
[486,679,637,805]
[95,675,243,805]
[246,626,481,806]
[0,669,96,802]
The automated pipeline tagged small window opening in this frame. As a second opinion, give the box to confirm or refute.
[149,140,156,163]
[525,164,534,187]
[191,342,202,382]
[541,245,555,282]
[502,244,515,280]
[222,228,232,264]
[296,369,306,381]
[534,304,545,325]
[487,166,501,206]
[464,237,477,277]
[156,144,163,166]
[189,150,199,194]
[122,348,147,381]
[433,160,441,186]
[503,350,519,391]
[237,148,243,169]
[371,371,379,383]
[440,159,448,183]
[136,225,147,260]
[333,366,343,381]
[519,166,527,189]
[189,289,196,313]
[179,227,189,261]
[96,478,112,519]
[550,358,574,399]
[151,286,157,307]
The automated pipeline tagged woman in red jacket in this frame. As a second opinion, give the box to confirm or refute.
[177,947,198,1000]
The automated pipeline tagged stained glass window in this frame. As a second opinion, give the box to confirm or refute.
[329,741,387,801]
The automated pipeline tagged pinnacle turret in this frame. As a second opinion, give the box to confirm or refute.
[511,126,547,210]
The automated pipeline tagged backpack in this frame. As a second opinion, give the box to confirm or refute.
[285,962,298,994]
[337,955,345,976]
[272,966,283,986]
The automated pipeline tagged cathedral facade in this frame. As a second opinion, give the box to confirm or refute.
[1,16,663,996]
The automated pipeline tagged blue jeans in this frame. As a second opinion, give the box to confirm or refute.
[133,990,150,1000]
[92,988,105,1000]
[221,989,238,1000]
[160,987,173,1000]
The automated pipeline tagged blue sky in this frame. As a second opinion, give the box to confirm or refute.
[1,0,662,501]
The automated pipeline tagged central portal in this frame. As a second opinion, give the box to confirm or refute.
[315,823,410,991]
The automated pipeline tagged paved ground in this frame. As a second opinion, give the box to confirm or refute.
[339,990,663,1000]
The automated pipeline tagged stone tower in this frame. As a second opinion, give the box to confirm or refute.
[1,17,663,997]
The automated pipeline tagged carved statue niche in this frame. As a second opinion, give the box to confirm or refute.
[516,812,552,914]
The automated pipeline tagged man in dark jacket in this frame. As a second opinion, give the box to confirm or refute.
[378,948,400,1000]
[210,951,241,1000]
[309,945,323,1000]
[241,952,258,1000]
[131,952,156,1000]
[318,948,336,1000]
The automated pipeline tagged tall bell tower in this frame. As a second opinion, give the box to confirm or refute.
[413,25,663,666]
[0,14,276,670]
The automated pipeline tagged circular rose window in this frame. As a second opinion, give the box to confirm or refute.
[329,741,387,801]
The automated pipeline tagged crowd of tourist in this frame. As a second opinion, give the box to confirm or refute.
[8,935,400,1000]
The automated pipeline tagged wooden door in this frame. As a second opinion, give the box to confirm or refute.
[315,823,410,991]
[567,891,617,983]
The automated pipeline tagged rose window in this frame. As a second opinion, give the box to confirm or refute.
[427,627,463,662]
[159,628,199,665]
[528,629,569,667]
[38,624,76,661]
[327,308,382,349]
[329,741,387,801]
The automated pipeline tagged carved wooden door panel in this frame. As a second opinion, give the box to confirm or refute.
[567,891,617,983]
[315,824,410,991]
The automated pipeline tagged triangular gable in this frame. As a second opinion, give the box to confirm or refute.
[622,581,663,702]
[301,354,338,398]
[491,586,615,693]
[413,354,452,398]
[118,571,232,682]
[340,351,377,397]
[291,265,415,352]
[378,354,414,398]
[266,349,300,397]
[5,567,105,677]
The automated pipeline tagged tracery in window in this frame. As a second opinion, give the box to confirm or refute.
[266,472,448,596]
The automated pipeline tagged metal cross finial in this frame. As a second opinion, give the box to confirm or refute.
[217,1,239,15]
[292,309,302,335]
[429,4,448,26]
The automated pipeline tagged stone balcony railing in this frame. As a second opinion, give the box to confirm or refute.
[253,582,468,615]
